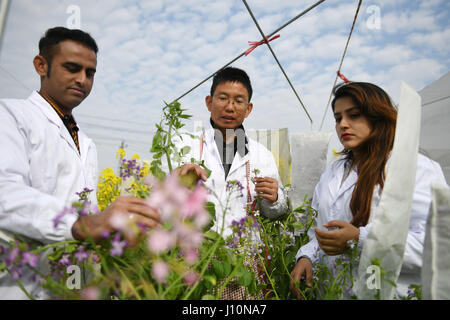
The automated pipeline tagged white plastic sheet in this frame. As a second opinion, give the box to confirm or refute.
[354,82,421,299]
[289,131,332,209]
[247,128,291,187]
[421,183,450,299]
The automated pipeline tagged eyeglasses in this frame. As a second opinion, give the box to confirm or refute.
[213,95,249,108]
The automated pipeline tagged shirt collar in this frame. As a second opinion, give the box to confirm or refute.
[38,91,78,126]
[210,118,248,157]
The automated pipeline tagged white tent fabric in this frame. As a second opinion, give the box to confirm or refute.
[289,131,332,209]
[419,71,450,184]
[421,183,450,300]
[354,82,421,299]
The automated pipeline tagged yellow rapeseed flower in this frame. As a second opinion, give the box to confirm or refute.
[332,149,339,158]
[116,148,126,160]
[97,168,122,211]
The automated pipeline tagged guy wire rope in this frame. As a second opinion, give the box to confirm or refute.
[319,0,363,131]
[171,0,326,104]
[242,0,313,124]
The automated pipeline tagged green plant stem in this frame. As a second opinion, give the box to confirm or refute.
[34,240,80,253]
[280,248,308,300]
[7,269,35,300]
[181,193,230,300]
[329,263,351,296]
[257,251,280,299]
[214,258,243,299]
[113,261,142,300]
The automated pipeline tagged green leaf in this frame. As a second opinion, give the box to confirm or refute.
[204,230,220,241]
[150,131,163,152]
[199,161,211,177]
[205,202,216,223]
[212,260,231,279]
[201,294,216,300]
[237,269,253,287]
[64,244,77,254]
[291,222,305,230]
[151,165,166,180]
[204,274,217,287]
[180,146,191,156]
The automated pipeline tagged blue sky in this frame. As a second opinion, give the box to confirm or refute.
[0,0,449,170]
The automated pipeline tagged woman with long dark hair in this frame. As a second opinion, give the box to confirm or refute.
[289,82,448,299]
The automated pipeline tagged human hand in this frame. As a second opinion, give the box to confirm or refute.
[72,196,161,243]
[289,257,313,299]
[175,163,208,182]
[315,220,359,256]
[253,177,278,203]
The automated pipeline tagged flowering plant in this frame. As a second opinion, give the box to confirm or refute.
[0,101,422,300]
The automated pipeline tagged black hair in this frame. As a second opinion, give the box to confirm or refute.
[39,27,98,73]
[210,67,253,101]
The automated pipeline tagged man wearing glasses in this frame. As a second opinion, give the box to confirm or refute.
[175,67,287,239]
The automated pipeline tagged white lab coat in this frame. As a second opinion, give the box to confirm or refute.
[172,122,288,239]
[0,91,98,299]
[295,153,448,298]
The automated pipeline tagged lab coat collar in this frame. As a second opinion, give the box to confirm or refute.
[329,159,357,203]
[29,91,64,129]
[28,91,82,157]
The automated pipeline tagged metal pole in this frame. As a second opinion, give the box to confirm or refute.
[242,0,313,124]
[0,0,11,53]
[171,0,326,103]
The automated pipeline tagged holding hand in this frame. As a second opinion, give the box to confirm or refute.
[289,257,313,299]
[315,220,359,256]
[72,196,161,243]
[253,177,278,203]
[176,163,208,181]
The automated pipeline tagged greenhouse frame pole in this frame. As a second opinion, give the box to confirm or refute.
[0,0,11,52]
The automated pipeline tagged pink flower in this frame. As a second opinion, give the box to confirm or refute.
[21,252,39,268]
[147,229,176,254]
[152,261,170,284]
[181,248,199,265]
[194,210,210,228]
[181,186,208,218]
[81,287,100,300]
[165,175,189,205]
[176,224,204,249]
[109,212,128,231]
[146,175,190,218]
[183,271,199,287]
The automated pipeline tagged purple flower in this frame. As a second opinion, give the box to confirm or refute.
[101,231,111,239]
[53,211,66,228]
[10,266,23,280]
[110,235,127,257]
[74,247,90,263]
[58,254,71,266]
[53,206,78,228]
[5,247,19,267]
[21,252,39,268]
